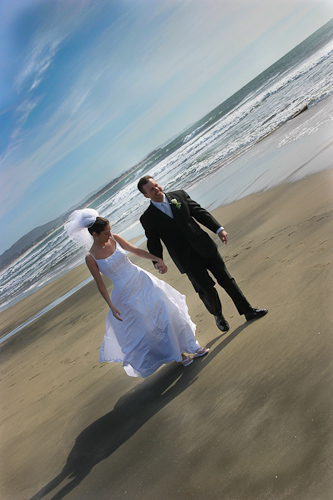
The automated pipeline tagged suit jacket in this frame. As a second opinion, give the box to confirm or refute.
[140,190,221,273]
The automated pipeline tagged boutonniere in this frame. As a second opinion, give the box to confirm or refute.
[170,198,181,209]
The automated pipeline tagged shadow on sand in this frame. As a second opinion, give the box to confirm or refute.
[29,323,248,500]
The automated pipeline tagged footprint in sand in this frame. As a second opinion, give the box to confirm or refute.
[61,357,78,364]
[241,241,253,248]
[311,248,325,254]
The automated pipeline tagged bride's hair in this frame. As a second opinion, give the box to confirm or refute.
[88,217,109,235]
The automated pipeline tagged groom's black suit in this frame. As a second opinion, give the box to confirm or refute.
[140,190,252,317]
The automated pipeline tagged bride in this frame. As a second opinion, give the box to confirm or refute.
[65,208,208,378]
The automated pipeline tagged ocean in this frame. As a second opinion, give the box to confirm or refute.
[0,20,332,326]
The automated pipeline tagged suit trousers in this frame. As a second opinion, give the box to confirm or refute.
[186,248,251,316]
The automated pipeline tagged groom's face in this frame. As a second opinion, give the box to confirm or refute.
[143,179,164,202]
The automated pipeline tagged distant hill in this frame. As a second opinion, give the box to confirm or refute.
[0,214,69,272]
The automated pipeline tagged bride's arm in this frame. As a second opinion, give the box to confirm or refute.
[112,233,167,273]
[85,254,122,321]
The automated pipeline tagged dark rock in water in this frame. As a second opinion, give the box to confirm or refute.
[290,105,309,119]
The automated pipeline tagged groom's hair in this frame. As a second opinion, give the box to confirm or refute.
[137,175,154,194]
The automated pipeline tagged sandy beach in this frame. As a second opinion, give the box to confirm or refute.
[1,164,332,497]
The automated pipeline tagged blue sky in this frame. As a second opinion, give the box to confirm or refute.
[0,0,332,253]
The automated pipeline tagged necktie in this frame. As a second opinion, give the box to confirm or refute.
[161,201,173,218]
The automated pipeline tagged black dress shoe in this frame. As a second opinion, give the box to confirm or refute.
[214,314,230,332]
[245,308,268,321]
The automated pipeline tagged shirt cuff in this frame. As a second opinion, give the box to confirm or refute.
[216,227,224,234]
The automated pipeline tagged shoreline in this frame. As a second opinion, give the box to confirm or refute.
[0,277,93,345]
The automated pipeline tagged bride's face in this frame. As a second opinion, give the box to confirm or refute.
[97,223,111,245]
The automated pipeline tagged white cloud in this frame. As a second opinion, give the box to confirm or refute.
[3,1,97,160]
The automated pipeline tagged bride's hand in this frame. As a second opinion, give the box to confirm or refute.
[111,304,122,321]
[155,258,168,274]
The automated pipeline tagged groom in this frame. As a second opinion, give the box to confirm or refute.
[137,176,267,332]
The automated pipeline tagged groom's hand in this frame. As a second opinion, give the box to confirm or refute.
[154,262,168,274]
[218,229,228,244]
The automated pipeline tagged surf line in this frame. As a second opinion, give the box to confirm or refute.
[0,276,93,345]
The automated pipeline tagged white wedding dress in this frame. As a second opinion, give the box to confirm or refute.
[90,239,200,378]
